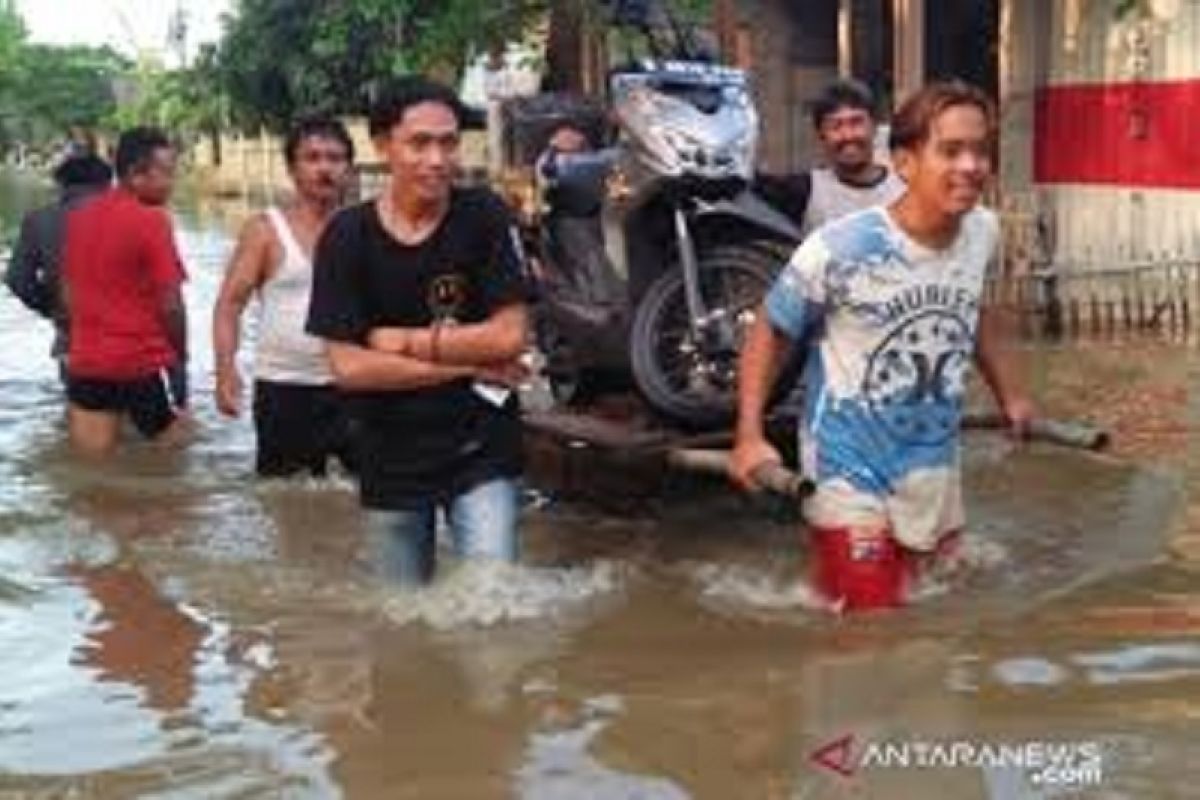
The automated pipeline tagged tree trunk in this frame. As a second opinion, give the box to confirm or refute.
[544,0,586,93]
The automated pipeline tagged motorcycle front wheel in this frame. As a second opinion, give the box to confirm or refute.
[630,242,797,429]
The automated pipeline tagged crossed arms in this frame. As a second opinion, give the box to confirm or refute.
[324,305,529,392]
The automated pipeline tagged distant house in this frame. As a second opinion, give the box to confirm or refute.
[1007,0,1200,269]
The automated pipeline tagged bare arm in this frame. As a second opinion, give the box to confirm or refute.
[212,216,272,416]
[729,312,791,489]
[141,206,189,391]
[326,340,478,391]
[162,287,188,366]
[368,303,529,366]
[975,303,1034,431]
[213,216,271,370]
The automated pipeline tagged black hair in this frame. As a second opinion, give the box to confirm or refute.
[52,154,113,189]
[283,116,355,165]
[368,76,466,139]
[543,119,593,150]
[808,79,878,130]
[115,126,172,178]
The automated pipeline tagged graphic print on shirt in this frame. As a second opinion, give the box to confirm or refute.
[427,273,468,323]
[863,302,974,447]
[765,206,995,518]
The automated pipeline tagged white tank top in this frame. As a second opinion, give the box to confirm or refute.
[802,166,907,237]
[253,208,333,384]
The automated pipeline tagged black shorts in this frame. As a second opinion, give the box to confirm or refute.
[66,369,183,439]
[253,380,357,477]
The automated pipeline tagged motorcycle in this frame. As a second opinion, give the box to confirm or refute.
[528,0,803,428]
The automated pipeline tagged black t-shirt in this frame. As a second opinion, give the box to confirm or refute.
[306,187,531,509]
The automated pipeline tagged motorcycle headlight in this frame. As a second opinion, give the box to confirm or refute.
[649,124,754,178]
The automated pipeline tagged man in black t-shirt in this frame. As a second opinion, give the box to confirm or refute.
[307,77,531,585]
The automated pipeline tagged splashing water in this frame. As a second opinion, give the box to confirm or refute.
[684,532,1011,616]
[252,473,358,496]
[380,560,630,630]
[908,531,1011,603]
[686,562,833,613]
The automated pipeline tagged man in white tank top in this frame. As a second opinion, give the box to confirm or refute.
[757,79,905,237]
[213,118,357,476]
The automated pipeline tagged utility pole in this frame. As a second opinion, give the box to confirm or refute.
[104,0,142,55]
[167,0,189,68]
[893,0,925,104]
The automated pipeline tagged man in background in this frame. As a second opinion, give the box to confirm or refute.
[213,117,358,477]
[758,78,905,237]
[61,127,189,457]
[5,153,113,380]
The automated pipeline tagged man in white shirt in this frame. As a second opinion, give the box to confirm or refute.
[212,117,357,476]
[758,79,906,237]
[732,81,1034,612]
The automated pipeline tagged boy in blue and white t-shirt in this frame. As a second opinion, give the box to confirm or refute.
[731,81,1033,611]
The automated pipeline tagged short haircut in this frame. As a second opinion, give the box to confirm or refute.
[283,116,356,166]
[115,126,172,178]
[888,80,996,153]
[808,79,877,129]
[544,119,593,150]
[368,76,466,139]
[52,154,113,189]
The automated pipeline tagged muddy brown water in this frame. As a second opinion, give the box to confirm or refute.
[2,170,1199,799]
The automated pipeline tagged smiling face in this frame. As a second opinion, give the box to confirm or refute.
[893,102,992,220]
[816,104,877,175]
[375,101,461,206]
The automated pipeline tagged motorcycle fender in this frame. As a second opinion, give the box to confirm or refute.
[693,189,803,244]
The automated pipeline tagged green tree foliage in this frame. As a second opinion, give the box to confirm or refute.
[113,46,225,138]
[215,0,549,131]
[0,0,131,153]
[0,0,718,153]
[0,0,28,143]
[10,44,129,144]
[0,0,22,67]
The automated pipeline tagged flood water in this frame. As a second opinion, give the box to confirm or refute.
[2,169,1200,799]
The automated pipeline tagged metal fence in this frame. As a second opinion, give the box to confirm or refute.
[993,200,1200,341]
[985,261,1200,341]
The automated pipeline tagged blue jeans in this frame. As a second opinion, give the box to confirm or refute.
[364,478,521,586]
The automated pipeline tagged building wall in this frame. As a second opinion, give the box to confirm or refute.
[718,0,839,172]
[1019,0,1200,268]
[187,121,487,200]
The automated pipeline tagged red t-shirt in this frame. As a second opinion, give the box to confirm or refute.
[63,189,186,380]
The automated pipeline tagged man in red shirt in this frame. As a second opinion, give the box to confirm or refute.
[62,127,189,456]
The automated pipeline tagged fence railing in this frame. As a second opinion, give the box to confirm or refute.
[985,260,1200,341]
